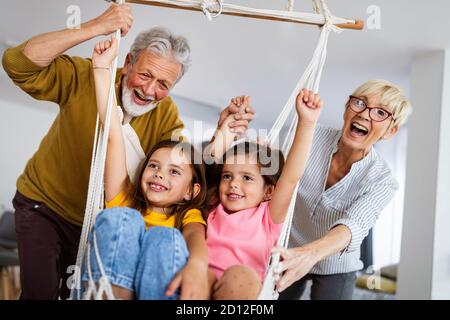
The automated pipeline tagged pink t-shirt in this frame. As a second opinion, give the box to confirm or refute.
[206,201,283,281]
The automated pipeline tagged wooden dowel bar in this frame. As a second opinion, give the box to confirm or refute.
[126,0,364,30]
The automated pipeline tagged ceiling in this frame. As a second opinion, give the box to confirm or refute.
[1,0,449,128]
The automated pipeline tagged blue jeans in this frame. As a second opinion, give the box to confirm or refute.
[80,207,189,299]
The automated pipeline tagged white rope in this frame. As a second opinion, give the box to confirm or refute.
[92,233,115,299]
[70,0,125,300]
[258,0,341,300]
[201,0,223,21]
[312,0,320,14]
[81,234,114,300]
[285,0,295,12]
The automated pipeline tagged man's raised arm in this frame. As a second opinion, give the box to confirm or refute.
[23,3,132,67]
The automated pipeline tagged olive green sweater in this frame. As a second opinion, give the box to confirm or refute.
[2,42,184,226]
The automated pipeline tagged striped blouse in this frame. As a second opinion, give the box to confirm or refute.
[289,125,398,274]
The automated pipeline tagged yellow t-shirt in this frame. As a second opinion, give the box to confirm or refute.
[106,192,206,229]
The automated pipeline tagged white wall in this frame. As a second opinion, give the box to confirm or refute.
[173,95,220,148]
[433,50,450,299]
[397,50,450,299]
[0,97,57,210]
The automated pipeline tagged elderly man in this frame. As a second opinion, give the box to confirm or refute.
[2,3,254,300]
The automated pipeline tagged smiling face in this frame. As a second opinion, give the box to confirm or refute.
[219,153,273,213]
[121,50,181,115]
[140,147,197,213]
[341,94,398,154]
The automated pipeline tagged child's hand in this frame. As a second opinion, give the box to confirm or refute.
[92,37,118,69]
[206,95,251,161]
[295,89,323,125]
[219,95,251,139]
[217,95,255,137]
[165,258,209,300]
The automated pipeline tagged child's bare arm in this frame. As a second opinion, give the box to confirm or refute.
[92,38,128,201]
[269,89,322,223]
[205,96,250,162]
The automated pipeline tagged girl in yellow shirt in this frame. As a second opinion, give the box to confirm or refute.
[80,37,209,300]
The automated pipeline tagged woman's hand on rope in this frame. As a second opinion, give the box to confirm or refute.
[296,89,323,125]
[271,245,320,293]
[92,38,119,69]
[165,258,210,300]
[217,95,255,138]
[91,3,133,37]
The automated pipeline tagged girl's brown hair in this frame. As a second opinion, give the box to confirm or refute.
[127,140,207,230]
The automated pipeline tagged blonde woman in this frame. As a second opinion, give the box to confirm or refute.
[276,79,412,300]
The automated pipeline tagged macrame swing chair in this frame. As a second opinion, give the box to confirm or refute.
[70,0,363,300]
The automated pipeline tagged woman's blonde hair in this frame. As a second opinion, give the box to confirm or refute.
[350,79,412,128]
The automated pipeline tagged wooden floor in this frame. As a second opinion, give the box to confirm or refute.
[0,266,20,300]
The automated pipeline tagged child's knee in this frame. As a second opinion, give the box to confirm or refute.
[95,207,144,232]
[144,226,182,244]
[89,207,145,255]
[213,265,261,300]
[142,227,187,257]
[221,265,260,282]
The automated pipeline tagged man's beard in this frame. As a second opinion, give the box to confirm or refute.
[121,76,159,118]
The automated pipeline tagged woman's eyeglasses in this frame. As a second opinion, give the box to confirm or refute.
[348,96,395,122]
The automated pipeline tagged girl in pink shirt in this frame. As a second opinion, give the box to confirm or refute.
[204,91,323,299]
